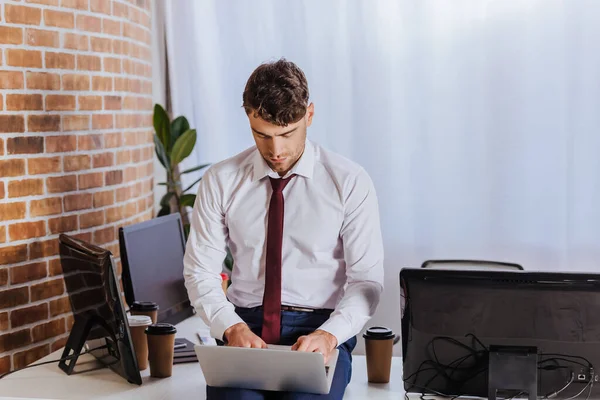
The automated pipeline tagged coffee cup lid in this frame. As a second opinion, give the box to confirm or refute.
[131,301,159,312]
[145,323,177,336]
[363,326,395,340]
[127,315,152,327]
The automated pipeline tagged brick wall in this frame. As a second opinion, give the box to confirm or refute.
[0,0,154,373]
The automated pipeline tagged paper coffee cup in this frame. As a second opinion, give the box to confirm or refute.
[130,301,159,324]
[145,323,177,378]
[363,326,394,383]
[127,315,152,370]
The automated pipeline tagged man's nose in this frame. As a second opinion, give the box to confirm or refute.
[271,138,285,157]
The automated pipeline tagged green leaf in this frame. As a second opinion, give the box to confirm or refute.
[180,163,210,175]
[154,134,170,175]
[183,176,202,193]
[153,104,171,153]
[171,116,190,149]
[158,181,181,187]
[170,129,197,167]
[160,192,175,208]
[183,223,191,240]
[157,205,170,217]
[180,194,196,208]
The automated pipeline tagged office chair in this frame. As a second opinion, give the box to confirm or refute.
[420,259,524,271]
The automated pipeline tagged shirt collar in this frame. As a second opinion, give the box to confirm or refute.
[251,140,315,182]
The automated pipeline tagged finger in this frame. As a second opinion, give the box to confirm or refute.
[296,336,312,352]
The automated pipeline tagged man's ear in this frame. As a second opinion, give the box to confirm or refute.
[306,103,314,127]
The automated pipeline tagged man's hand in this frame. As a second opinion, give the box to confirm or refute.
[223,323,267,348]
[291,329,338,364]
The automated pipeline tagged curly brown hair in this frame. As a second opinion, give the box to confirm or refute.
[242,59,309,127]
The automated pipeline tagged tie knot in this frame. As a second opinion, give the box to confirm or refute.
[269,175,295,193]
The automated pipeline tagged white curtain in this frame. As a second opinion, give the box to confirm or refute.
[165,0,600,353]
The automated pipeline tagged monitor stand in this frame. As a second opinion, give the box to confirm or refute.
[58,315,118,375]
[488,345,538,400]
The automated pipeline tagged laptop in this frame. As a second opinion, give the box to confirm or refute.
[194,344,339,394]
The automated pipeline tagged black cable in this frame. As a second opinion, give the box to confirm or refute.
[0,344,109,380]
[541,353,593,368]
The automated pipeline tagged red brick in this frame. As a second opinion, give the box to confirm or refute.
[6,49,42,68]
[26,0,60,5]
[8,179,43,198]
[79,172,103,189]
[92,114,113,130]
[5,4,42,25]
[0,71,24,89]
[28,157,61,175]
[26,72,60,90]
[51,336,69,352]
[63,115,89,131]
[29,239,59,259]
[124,166,137,182]
[10,262,47,285]
[0,138,3,157]
[49,296,70,316]
[64,193,92,212]
[72,232,92,243]
[48,259,62,276]
[0,26,23,44]
[92,76,112,91]
[28,115,60,132]
[0,329,31,353]
[46,135,77,153]
[106,133,122,148]
[0,269,6,286]
[47,175,77,193]
[113,1,129,18]
[0,159,25,177]
[33,318,66,342]
[10,303,48,328]
[77,54,101,71]
[78,95,102,110]
[62,0,89,10]
[0,356,8,375]
[80,210,104,229]
[63,33,88,50]
[93,190,114,207]
[103,19,120,35]
[77,15,101,32]
[9,221,46,241]
[105,170,123,186]
[45,53,73,72]
[26,29,60,47]
[93,226,114,244]
[0,227,5,243]
[7,137,43,155]
[116,186,129,202]
[112,39,129,55]
[91,0,111,14]
[46,95,76,111]
[106,205,124,223]
[104,57,121,73]
[0,286,29,309]
[63,74,90,91]
[30,197,62,217]
[44,9,74,28]
[14,344,50,369]
[64,155,90,172]
[7,94,42,111]
[0,202,26,222]
[104,95,121,110]
[91,36,111,53]
[92,152,114,168]
[48,216,78,234]
[78,134,103,150]
[0,313,7,331]
[0,115,25,133]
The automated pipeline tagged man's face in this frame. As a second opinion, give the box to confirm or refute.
[249,103,314,176]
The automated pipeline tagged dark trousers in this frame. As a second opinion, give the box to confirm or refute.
[206,307,357,400]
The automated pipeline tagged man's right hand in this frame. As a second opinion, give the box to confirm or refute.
[223,323,267,348]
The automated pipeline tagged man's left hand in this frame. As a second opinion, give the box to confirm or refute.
[291,330,338,364]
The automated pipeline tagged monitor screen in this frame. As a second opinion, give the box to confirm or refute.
[119,213,193,325]
[400,268,600,399]
[58,234,141,384]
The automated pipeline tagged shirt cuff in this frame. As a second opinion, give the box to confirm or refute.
[317,316,352,348]
[209,309,245,342]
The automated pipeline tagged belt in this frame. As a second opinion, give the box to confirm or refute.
[236,305,334,316]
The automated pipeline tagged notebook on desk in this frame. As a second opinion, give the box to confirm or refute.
[194,344,339,394]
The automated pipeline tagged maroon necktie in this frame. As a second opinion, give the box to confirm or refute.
[261,175,295,344]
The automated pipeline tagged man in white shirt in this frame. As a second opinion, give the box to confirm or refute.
[184,59,384,399]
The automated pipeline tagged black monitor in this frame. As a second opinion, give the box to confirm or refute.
[58,234,141,385]
[400,268,600,399]
[119,213,194,325]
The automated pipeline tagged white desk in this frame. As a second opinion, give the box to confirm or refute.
[0,316,405,399]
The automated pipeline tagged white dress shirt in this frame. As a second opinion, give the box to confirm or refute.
[183,139,384,345]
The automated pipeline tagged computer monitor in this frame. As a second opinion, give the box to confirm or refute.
[58,234,141,385]
[119,213,194,325]
[400,268,600,399]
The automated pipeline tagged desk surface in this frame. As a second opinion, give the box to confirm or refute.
[0,316,405,399]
